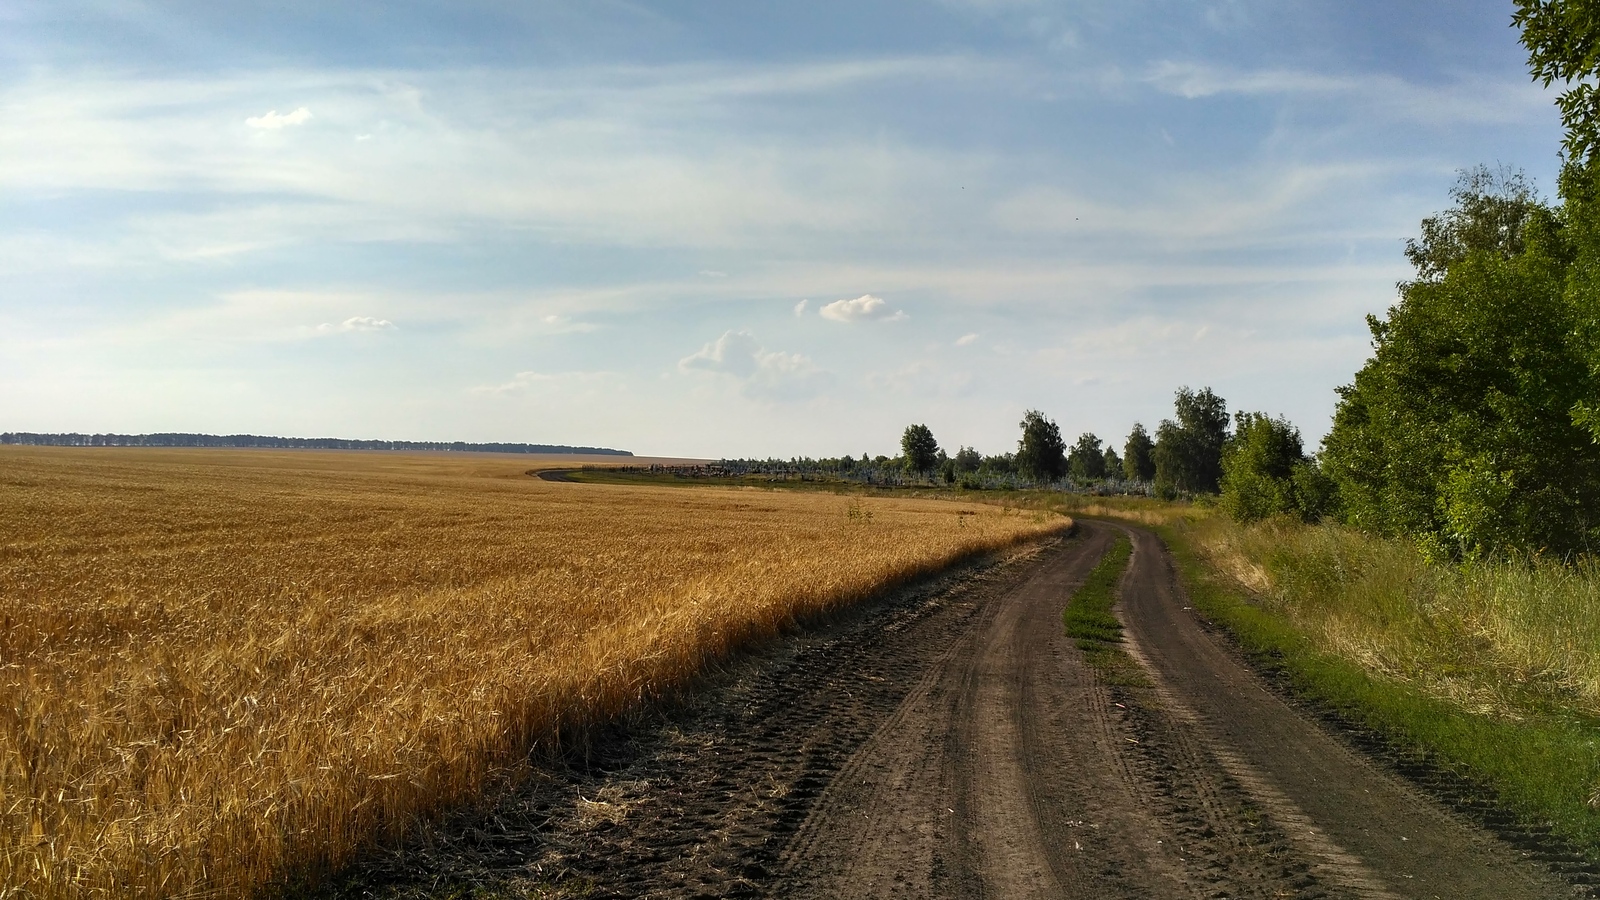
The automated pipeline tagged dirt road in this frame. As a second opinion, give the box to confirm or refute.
[338,522,1586,899]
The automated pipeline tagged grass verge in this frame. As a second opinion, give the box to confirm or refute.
[1155,519,1600,858]
[1062,535,1146,686]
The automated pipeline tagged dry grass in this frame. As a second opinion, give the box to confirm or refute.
[1189,516,1600,721]
[0,447,1066,898]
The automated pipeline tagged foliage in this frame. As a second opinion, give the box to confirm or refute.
[1016,409,1068,484]
[1321,168,1600,556]
[1123,422,1156,481]
[1515,0,1600,162]
[1067,432,1107,481]
[1152,387,1229,499]
[1219,413,1330,523]
[1404,166,1543,281]
[1102,445,1122,478]
[900,424,941,476]
[982,451,1017,476]
[953,445,983,474]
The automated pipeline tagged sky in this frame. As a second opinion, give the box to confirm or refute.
[0,1,1568,458]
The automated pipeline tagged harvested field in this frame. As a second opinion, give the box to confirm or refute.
[0,446,1066,898]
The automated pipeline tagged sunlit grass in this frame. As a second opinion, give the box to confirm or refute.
[1191,517,1600,720]
[1168,514,1600,851]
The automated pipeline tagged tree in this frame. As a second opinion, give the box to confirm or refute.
[1067,433,1106,480]
[1123,423,1155,481]
[1016,410,1067,484]
[1103,445,1123,479]
[900,424,941,477]
[1152,387,1229,498]
[953,445,983,473]
[1321,169,1600,556]
[1405,166,1543,282]
[1219,413,1327,523]
[1514,0,1600,162]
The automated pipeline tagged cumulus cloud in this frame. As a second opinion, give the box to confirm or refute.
[680,329,763,378]
[679,329,832,400]
[316,315,395,333]
[819,294,908,323]
[793,298,809,316]
[955,332,979,346]
[245,107,313,129]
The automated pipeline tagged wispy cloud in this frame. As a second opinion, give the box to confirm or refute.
[819,294,908,323]
[316,316,394,334]
[472,370,619,394]
[1143,61,1554,126]
[956,332,979,346]
[245,107,313,129]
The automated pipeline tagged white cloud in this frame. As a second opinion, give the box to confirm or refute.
[700,270,728,278]
[679,329,832,401]
[956,332,979,346]
[819,294,908,323]
[1142,61,1553,126]
[793,298,809,317]
[472,370,620,394]
[316,316,395,333]
[680,329,762,377]
[245,107,313,129]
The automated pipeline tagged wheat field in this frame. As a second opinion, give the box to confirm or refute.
[0,447,1067,898]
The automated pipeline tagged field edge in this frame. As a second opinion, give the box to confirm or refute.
[1147,518,1600,879]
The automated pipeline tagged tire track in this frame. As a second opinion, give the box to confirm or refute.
[326,521,1577,900]
[1113,523,1576,900]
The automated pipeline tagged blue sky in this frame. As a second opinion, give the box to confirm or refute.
[0,1,1565,458]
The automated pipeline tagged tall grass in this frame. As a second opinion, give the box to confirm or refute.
[0,447,1067,898]
[1172,514,1600,850]
[1194,517,1600,720]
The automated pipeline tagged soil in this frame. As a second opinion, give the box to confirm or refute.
[325,522,1588,899]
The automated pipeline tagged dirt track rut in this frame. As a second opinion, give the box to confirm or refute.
[334,522,1581,899]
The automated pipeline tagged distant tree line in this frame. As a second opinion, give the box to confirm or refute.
[0,432,633,456]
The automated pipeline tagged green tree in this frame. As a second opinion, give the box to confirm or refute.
[900,424,941,477]
[1321,169,1600,555]
[1016,410,1067,484]
[953,445,983,473]
[1123,423,1155,481]
[1152,388,1229,499]
[1220,413,1329,523]
[1103,445,1123,479]
[1515,0,1600,162]
[1068,433,1106,480]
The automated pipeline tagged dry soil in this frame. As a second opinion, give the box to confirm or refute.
[329,522,1586,899]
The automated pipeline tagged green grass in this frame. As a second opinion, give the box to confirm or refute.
[1157,518,1600,855]
[1063,535,1147,685]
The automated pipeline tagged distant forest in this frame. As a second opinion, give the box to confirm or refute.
[0,432,633,456]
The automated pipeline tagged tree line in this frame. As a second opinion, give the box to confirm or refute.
[0,432,633,456]
[987,1,1600,561]
[872,2,1600,560]
[889,387,1238,496]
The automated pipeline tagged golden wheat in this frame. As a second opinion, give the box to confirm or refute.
[0,447,1066,898]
